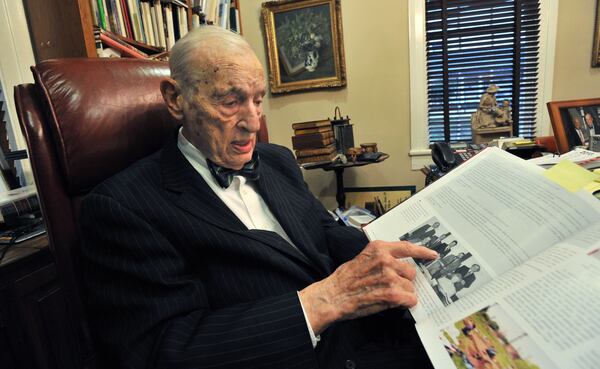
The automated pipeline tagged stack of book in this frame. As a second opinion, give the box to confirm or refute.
[291,120,337,164]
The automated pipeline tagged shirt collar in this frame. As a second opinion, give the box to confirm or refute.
[177,128,248,189]
[177,128,210,171]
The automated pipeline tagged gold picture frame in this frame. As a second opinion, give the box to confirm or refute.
[594,0,600,67]
[261,0,347,94]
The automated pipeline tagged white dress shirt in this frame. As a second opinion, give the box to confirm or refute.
[177,129,320,347]
[576,128,585,145]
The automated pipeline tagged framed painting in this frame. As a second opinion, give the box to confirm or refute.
[547,98,600,153]
[593,0,600,67]
[261,0,347,94]
[344,186,416,216]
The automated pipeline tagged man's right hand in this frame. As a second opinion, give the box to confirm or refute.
[298,240,438,335]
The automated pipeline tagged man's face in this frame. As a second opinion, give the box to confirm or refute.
[574,117,581,129]
[585,114,594,128]
[182,51,266,169]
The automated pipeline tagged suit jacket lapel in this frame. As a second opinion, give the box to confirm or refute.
[256,149,331,276]
[160,140,317,271]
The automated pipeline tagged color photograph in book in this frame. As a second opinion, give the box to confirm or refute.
[439,304,556,369]
[400,217,492,306]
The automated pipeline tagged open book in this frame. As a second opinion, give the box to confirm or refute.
[363,148,600,369]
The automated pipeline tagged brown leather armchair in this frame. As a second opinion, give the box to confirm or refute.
[13,58,269,368]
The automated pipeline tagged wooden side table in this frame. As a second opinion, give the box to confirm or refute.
[303,154,390,209]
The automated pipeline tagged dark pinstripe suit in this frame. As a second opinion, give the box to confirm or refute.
[80,140,431,369]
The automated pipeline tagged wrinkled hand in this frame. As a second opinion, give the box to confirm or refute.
[299,240,438,335]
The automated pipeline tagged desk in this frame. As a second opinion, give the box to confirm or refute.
[0,234,83,369]
[303,154,389,208]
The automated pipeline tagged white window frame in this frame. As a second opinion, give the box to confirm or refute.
[408,0,559,169]
[0,0,36,184]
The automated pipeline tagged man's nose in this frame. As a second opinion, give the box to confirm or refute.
[238,100,262,133]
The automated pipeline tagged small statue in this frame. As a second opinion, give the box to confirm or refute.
[471,84,512,129]
[496,100,513,126]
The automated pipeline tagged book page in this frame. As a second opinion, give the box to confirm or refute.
[415,234,600,369]
[363,148,600,321]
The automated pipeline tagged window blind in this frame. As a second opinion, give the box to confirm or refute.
[425,0,540,142]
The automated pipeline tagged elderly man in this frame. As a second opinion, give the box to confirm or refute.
[583,112,598,145]
[573,115,586,146]
[80,27,437,369]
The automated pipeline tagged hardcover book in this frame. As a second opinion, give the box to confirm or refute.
[296,152,337,164]
[294,126,333,136]
[291,119,331,130]
[291,132,334,150]
[295,144,336,158]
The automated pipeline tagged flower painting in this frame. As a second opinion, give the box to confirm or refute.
[262,0,346,94]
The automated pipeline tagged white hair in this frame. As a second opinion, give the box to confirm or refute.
[169,26,254,97]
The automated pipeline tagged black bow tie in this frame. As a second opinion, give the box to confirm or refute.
[206,152,260,188]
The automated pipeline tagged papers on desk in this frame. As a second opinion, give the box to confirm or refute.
[543,160,600,192]
[528,148,600,167]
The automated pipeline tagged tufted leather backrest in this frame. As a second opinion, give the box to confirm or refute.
[14,58,269,368]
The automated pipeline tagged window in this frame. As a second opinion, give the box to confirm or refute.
[425,0,540,143]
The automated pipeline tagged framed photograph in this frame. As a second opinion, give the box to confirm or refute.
[546,98,600,153]
[593,0,600,67]
[344,186,416,215]
[261,0,347,94]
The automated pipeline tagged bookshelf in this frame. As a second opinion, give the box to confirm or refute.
[22,0,242,62]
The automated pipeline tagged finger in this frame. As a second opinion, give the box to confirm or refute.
[395,260,417,280]
[389,241,438,260]
[350,278,418,308]
[376,286,418,308]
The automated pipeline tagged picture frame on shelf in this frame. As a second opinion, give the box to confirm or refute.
[344,186,416,216]
[546,98,600,153]
[261,0,346,94]
[593,0,600,67]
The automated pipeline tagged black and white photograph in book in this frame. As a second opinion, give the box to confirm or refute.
[400,217,491,307]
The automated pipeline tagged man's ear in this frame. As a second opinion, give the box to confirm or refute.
[160,78,185,120]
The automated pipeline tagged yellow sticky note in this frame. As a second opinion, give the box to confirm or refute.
[543,160,600,192]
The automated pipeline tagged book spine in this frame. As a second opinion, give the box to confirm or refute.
[297,153,336,164]
[292,136,335,150]
[165,4,175,49]
[89,0,101,26]
[154,0,166,48]
[141,2,155,46]
[120,0,134,38]
[96,0,106,28]
[217,0,228,28]
[292,130,334,140]
[180,6,189,36]
[136,0,147,43]
[113,0,127,36]
[127,0,142,41]
[229,5,237,33]
[104,0,118,32]
[99,33,147,58]
[295,145,336,158]
[171,3,181,41]
[149,2,160,46]
[101,0,111,30]
[294,127,333,135]
[291,120,331,130]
